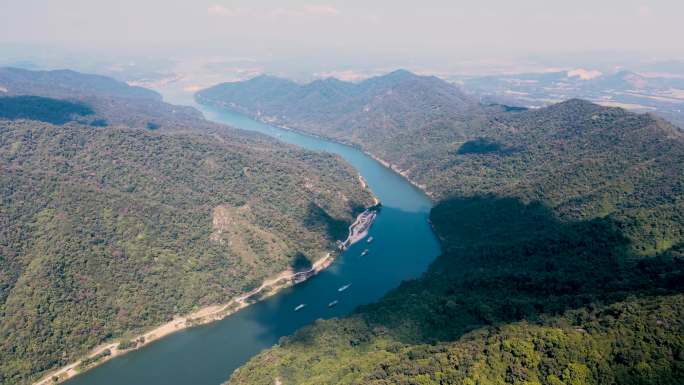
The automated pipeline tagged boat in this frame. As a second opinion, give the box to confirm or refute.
[367,236,374,243]
[328,300,339,308]
[294,304,306,312]
[338,284,351,292]
[361,249,369,256]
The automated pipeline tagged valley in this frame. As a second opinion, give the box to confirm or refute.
[3,2,684,385]
[20,79,442,385]
[2,67,683,385]
[0,69,376,385]
[198,71,684,385]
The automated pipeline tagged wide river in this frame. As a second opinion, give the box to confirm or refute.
[66,89,440,385]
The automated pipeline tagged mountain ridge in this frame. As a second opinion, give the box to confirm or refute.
[209,73,684,385]
[0,69,375,385]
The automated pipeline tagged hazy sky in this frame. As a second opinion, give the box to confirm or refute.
[1,0,683,75]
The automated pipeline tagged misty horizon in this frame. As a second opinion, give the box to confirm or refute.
[2,0,684,79]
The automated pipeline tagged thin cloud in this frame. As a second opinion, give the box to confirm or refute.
[302,5,340,16]
[207,4,340,19]
[207,4,239,16]
[637,5,653,18]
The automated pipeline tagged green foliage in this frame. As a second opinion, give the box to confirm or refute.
[78,349,111,370]
[0,67,229,134]
[227,196,684,385]
[0,119,373,385]
[215,91,684,385]
[196,70,483,159]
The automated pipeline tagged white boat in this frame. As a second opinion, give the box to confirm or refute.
[361,249,369,256]
[338,284,351,292]
[294,304,306,312]
[328,300,339,308]
[367,236,374,243]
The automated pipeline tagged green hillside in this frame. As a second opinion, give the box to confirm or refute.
[196,70,488,175]
[0,67,219,133]
[0,74,374,384]
[229,294,684,385]
[223,100,684,385]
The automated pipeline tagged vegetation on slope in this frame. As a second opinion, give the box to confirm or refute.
[197,72,684,206]
[0,116,373,385]
[227,195,684,385]
[202,75,684,256]
[0,67,219,133]
[196,70,488,163]
[0,67,161,101]
[224,100,684,385]
[230,295,684,385]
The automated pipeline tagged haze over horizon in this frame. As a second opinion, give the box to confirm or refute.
[2,0,684,77]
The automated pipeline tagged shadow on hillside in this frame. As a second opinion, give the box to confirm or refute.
[304,202,351,242]
[352,195,684,344]
[290,252,313,273]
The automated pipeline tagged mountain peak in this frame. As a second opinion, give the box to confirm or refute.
[383,69,420,80]
[248,74,291,83]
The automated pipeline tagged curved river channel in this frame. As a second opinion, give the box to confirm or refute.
[66,90,441,385]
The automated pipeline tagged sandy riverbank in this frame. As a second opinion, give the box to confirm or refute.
[34,252,338,385]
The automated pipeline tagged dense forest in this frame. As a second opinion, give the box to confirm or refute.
[224,99,684,384]
[195,69,493,190]
[0,71,374,385]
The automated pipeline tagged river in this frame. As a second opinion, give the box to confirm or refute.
[65,88,440,385]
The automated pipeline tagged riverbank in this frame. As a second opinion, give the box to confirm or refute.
[197,99,435,199]
[362,151,434,199]
[33,198,381,385]
[48,95,438,385]
[34,252,337,385]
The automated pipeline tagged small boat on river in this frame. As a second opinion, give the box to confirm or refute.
[294,304,306,312]
[361,249,369,256]
[338,284,351,292]
[367,236,374,243]
[328,300,339,308]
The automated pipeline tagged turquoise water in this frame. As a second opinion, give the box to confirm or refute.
[65,95,440,385]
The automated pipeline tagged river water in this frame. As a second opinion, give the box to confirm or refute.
[65,90,440,385]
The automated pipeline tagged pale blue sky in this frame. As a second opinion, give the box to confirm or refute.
[1,0,682,66]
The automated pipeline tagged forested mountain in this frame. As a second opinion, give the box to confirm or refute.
[196,70,490,190]
[0,67,220,133]
[0,67,161,101]
[224,100,684,385]
[199,71,684,252]
[0,71,374,385]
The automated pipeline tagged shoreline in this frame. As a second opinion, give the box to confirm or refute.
[35,255,333,385]
[198,99,435,200]
[32,99,422,385]
[33,205,377,385]
[32,106,383,385]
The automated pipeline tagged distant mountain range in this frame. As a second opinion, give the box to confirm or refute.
[457,69,684,129]
[201,71,684,385]
[0,67,162,100]
[196,70,497,192]
[197,71,683,202]
[0,68,374,385]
